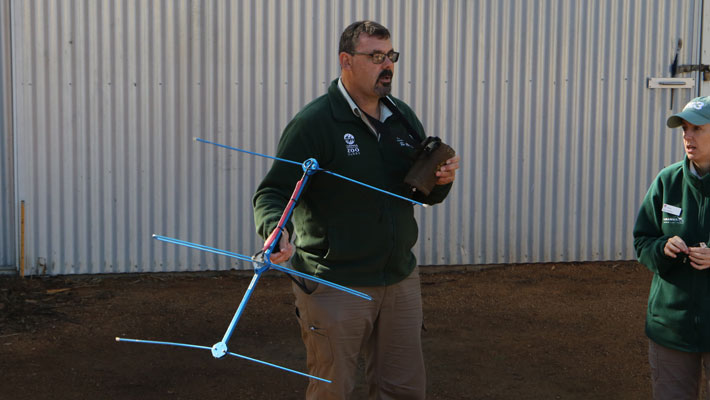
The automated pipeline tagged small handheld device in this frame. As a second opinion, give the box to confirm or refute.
[680,242,708,264]
[404,137,456,195]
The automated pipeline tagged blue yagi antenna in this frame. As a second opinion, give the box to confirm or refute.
[116,137,423,383]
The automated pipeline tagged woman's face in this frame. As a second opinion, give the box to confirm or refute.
[682,120,710,166]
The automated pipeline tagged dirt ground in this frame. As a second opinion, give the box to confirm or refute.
[0,261,652,400]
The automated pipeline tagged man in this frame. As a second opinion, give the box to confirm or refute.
[253,20,459,399]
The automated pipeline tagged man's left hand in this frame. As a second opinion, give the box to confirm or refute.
[435,155,460,185]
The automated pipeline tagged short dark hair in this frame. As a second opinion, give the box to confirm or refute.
[338,21,390,54]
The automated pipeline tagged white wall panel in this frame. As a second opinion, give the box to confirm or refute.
[8,0,704,274]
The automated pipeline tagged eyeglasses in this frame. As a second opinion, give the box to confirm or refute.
[349,50,400,64]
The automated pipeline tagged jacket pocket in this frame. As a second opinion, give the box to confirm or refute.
[323,211,388,262]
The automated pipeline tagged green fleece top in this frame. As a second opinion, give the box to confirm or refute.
[253,79,453,286]
[633,157,710,352]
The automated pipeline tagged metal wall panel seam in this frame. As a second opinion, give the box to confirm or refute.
[3,0,16,271]
[703,0,710,95]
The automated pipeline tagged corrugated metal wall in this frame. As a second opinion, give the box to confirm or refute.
[8,0,703,275]
[427,0,702,265]
[1,0,15,271]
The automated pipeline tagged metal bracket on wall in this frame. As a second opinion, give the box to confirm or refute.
[676,64,710,81]
[648,78,695,89]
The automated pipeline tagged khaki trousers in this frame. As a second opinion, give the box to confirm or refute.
[649,340,710,400]
[293,267,426,400]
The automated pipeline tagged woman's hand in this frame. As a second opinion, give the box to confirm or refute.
[664,236,689,259]
[688,243,710,270]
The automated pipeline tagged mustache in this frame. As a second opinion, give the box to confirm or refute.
[378,70,393,80]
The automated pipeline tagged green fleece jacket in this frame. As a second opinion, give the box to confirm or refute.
[253,79,452,286]
[633,157,710,352]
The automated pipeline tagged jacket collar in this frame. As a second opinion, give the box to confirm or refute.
[330,78,393,123]
[683,156,710,197]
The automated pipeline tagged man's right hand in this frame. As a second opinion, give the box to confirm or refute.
[265,228,294,264]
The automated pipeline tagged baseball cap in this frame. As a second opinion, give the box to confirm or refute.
[667,96,710,128]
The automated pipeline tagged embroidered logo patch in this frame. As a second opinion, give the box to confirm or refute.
[662,217,684,224]
[396,137,414,148]
[344,133,360,156]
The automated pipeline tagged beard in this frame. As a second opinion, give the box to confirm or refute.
[374,70,393,97]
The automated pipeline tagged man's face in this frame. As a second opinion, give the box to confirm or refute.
[349,34,395,98]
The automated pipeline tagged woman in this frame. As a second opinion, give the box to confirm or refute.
[634,96,710,399]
